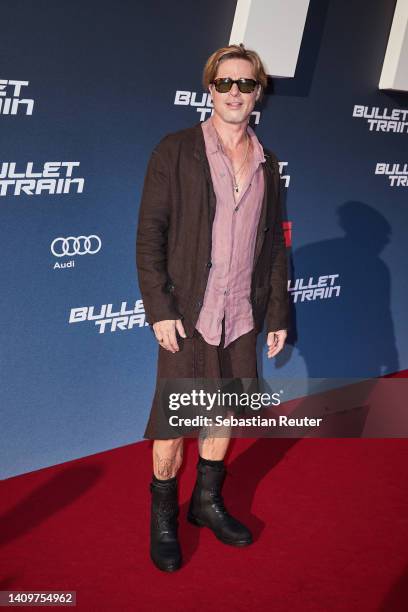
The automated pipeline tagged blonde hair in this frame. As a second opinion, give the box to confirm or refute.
[203,43,268,101]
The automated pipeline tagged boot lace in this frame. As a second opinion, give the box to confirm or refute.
[155,500,178,533]
[209,487,228,516]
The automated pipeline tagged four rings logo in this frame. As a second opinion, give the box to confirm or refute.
[51,235,102,257]
[51,234,102,270]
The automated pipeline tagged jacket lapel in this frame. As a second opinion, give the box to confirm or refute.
[193,122,216,216]
[253,153,275,270]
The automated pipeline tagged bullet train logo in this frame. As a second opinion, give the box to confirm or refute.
[279,161,290,188]
[375,162,408,186]
[51,235,102,257]
[0,162,84,196]
[0,79,34,115]
[174,91,261,124]
[69,300,148,334]
[353,105,408,133]
[288,274,341,303]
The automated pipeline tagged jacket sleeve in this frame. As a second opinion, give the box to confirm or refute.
[265,165,291,333]
[136,138,182,325]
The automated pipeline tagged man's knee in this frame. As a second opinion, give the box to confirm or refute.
[154,437,184,451]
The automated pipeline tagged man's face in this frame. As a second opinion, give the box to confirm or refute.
[209,57,261,125]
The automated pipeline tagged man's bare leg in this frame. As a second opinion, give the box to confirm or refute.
[152,437,184,479]
[198,411,233,459]
[199,433,231,460]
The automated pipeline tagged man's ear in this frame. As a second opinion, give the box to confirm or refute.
[208,84,214,104]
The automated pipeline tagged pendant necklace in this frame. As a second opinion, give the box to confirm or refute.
[214,125,250,193]
[232,132,250,193]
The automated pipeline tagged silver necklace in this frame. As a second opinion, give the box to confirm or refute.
[214,127,250,193]
[232,132,250,193]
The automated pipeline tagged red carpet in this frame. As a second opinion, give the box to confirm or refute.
[2,436,408,611]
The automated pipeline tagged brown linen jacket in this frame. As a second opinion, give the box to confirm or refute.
[136,121,291,337]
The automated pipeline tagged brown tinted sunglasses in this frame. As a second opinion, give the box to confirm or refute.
[211,78,258,93]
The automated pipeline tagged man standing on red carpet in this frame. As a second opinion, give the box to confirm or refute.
[136,44,290,571]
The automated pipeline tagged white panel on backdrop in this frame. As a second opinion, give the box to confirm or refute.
[379,0,408,91]
[229,0,310,77]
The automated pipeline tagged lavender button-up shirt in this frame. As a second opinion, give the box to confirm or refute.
[195,115,266,348]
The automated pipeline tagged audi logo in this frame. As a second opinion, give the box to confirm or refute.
[51,235,102,257]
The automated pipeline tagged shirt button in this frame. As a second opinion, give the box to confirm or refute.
[234,206,239,212]
[206,261,212,268]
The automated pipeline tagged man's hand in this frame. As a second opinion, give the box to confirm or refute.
[267,329,287,359]
[153,319,187,353]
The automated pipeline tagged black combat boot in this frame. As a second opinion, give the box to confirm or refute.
[187,459,252,546]
[150,476,182,572]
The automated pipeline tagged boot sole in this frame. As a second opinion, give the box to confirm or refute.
[187,513,252,547]
[158,564,181,572]
[150,556,182,572]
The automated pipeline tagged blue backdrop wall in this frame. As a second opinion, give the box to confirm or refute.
[1,0,407,478]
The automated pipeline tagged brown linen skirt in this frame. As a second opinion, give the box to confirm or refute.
[143,317,258,439]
